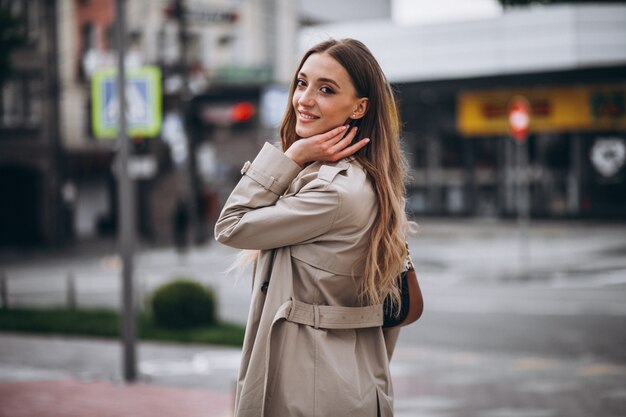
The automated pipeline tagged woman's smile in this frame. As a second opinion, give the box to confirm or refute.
[297,110,320,122]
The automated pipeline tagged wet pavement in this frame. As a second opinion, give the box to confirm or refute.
[1,332,625,417]
[1,218,626,416]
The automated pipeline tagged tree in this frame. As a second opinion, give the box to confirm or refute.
[498,0,626,6]
[0,7,25,86]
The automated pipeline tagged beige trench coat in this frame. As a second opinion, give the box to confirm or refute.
[215,142,400,417]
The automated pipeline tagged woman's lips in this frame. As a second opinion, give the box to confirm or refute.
[298,111,319,122]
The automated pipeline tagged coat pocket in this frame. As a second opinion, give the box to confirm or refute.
[376,386,394,417]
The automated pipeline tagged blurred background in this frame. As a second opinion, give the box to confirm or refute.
[1,1,626,417]
[1,0,625,249]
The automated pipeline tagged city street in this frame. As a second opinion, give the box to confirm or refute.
[1,218,626,416]
[2,0,625,416]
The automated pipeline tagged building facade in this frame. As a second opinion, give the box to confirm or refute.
[300,3,626,219]
[1,0,299,247]
[0,0,65,246]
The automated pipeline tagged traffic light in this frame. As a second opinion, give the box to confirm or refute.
[199,101,257,127]
[231,102,256,123]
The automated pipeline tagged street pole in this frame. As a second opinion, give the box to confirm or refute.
[175,0,199,244]
[115,0,137,383]
[516,140,530,273]
[509,96,531,275]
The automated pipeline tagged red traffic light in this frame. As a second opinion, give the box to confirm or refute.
[231,102,256,122]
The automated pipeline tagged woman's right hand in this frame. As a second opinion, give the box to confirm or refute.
[284,125,370,167]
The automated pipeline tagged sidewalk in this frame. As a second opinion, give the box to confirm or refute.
[0,333,237,417]
[3,217,625,266]
[1,333,625,417]
[0,380,232,417]
[2,219,626,416]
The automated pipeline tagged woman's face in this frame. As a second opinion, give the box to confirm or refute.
[292,52,367,138]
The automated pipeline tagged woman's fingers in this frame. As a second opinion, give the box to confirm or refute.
[327,125,356,146]
[291,124,365,164]
[333,138,370,160]
[329,126,358,153]
[318,124,349,144]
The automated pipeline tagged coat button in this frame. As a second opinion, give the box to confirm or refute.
[241,161,251,175]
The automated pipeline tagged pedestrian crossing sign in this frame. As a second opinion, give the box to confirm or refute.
[91,66,162,139]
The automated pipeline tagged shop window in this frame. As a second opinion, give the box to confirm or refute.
[441,134,463,168]
[544,134,569,169]
[403,132,426,168]
[472,137,498,169]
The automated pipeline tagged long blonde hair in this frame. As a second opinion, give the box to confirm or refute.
[281,39,410,307]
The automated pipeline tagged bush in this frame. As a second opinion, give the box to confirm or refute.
[0,307,245,347]
[150,279,217,329]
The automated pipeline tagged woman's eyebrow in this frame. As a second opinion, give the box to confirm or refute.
[298,72,341,89]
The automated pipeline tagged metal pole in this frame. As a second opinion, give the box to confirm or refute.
[176,0,198,244]
[66,272,76,310]
[567,134,581,215]
[1,272,8,309]
[516,140,530,274]
[116,0,137,383]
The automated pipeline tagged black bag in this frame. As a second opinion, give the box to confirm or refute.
[382,251,423,328]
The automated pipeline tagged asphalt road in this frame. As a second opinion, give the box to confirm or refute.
[6,218,626,360]
[2,218,626,416]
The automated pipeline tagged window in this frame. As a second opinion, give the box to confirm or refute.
[25,79,42,126]
[79,22,96,80]
[1,80,22,127]
[105,23,116,51]
[26,0,39,43]
[0,78,43,129]
[81,22,96,51]
[1,0,40,44]
[5,0,22,16]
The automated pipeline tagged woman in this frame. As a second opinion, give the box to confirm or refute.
[215,38,410,417]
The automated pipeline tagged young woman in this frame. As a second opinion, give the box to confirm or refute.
[215,38,411,417]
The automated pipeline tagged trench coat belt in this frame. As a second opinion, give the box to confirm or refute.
[284,299,384,329]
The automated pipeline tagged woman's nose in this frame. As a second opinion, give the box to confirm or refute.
[297,87,314,107]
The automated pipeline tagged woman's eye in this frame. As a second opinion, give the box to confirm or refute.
[296,79,306,88]
[320,86,334,94]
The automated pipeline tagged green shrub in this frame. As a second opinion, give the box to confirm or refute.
[0,307,245,347]
[150,279,217,329]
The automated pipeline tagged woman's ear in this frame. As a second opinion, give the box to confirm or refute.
[350,98,369,120]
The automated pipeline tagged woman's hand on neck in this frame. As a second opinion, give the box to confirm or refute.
[285,124,369,166]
